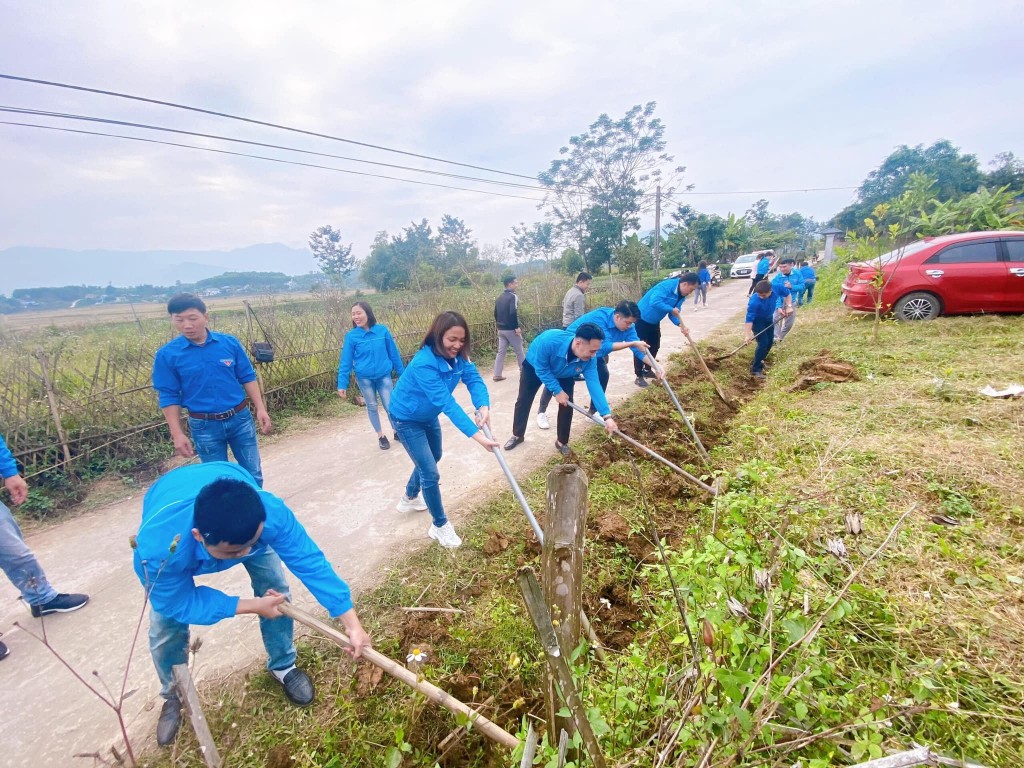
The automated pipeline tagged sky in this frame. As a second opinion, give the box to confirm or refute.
[1,0,1021,265]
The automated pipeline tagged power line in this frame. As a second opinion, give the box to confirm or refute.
[0,72,540,181]
[0,120,547,202]
[0,105,548,192]
[659,185,857,199]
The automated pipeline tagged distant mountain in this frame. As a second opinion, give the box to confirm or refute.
[0,243,318,294]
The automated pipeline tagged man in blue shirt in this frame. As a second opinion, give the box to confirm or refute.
[152,294,272,486]
[798,260,817,304]
[0,433,88,660]
[748,251,774,296]
[771,259,805,343]
[134,462,370,746]
[745,280,792,379]
[634,273,698,387]
[503,323,619,456]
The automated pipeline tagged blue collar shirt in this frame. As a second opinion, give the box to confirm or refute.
[772,270,805,307]
[637,278,686,326]
[566,307,646,363]
[388,345,489,437]
[757,256,771,275]
[152,330,257,412]
[337,324,405,386]
[132,462,353,626]
[0,434,18,479]
[525,330,611,417]
[746,285,790,324]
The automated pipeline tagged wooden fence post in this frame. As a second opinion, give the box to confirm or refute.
[543,464,588,742]
[34,349,71,467]
[172,663,222,768]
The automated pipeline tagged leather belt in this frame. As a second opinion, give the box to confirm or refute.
[188,402,248,421]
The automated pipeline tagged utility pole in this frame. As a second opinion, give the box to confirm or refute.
[653,185,662,275]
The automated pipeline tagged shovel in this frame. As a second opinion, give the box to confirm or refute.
[711,317,782,362]
[567,401,716,496]
[644,353,710,465]
[478,419,608,662]
[682,326,732,406]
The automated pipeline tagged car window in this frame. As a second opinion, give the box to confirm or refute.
[926,241,999,264]
[1004,239,1024,263]
[874,239,933,266]
[734,254,756,263]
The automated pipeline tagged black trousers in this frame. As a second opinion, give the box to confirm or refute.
[633,319,661,377]
[748,273,767,295]
[513,361,576,445]
[540,355,609,413]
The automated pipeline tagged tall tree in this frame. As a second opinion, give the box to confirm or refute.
[308,225,355,280]
[539,102,685,259]
[986,151,1024,191]
[508,221,557,264]
[436,214,479,272]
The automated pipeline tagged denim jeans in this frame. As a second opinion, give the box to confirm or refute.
[392,416,447,528]
[794,288,806,306]
[804,281,816,303]
[695,282,709,305]
[751,318,775,374]
[355,375,395,435]
[0,500,58,606]
[148,547,294,698]
[188,408,263,487]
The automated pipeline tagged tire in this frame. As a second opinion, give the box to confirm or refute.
[893,292,941,321]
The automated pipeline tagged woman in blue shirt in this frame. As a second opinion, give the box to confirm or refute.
[337,302,406,450]
[388,311,499,549]
[696,262,711,308]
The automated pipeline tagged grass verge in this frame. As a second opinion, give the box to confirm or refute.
[142,292,1023,767]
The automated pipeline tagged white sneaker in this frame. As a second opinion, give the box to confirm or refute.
[428,522,462,549]
[536,412,551,430]
[396,494,427,512]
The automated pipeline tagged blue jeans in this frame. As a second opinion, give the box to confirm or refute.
[355,375,395,435]
[804,281,816,303]
[794,288,806,306]
[751,318,775,374]
[0,500,58,606]
[148,547,294,698]
[391,416,447,528]
[188,408,263,487]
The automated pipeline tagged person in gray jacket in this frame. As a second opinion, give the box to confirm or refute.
[537,272,592,429]
[492,275,525,381]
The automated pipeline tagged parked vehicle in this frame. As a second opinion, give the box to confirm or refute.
[668,264,722,285]
[840,231,1024,320]
[729,250,776,279]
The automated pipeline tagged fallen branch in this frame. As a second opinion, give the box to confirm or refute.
[400,606,465,614]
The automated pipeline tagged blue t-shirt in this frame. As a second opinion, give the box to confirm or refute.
[756,256,771,275]
[152,330,257,413]
[0,433,18,478]
[800,265,817,281]
[746,285,790,324]
[337,324,405,386]
[698,268,711,284]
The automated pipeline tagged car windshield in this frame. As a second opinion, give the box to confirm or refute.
[734,254,758,264]
[871,239,933,267]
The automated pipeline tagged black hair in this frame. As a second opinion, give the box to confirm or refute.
[503,274,517,287]
[613,300,640,320]
[779,257,796,266]
[167,293,207,315]
[755,280,773,295]
[576,272,593,283]
[423,311,471,359]
[798,260,807,267]
[573,321,606,342]
[677,272,699,285]
[352,301,377,328]
[698,261,707,269]
[194,478,266,545]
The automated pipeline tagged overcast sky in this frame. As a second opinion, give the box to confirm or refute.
[1,0,1020,259]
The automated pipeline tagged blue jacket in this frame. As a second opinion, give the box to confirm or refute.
[697,268,711,284]
[132,462,353,626]
[800,265,817,282]
[637,278,686,326]
[772,269,805,307]
[756,256,771,275]
[746,285,790,324]
[525,330,611,417]
[567,307,646,363]
[152,331,256,412]
[389,345,489,437]
[0,434,18,479]
[337,324,405,387]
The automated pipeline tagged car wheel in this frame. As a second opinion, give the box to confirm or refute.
[893,292,941,321]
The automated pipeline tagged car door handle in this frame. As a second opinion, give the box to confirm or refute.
[925,269,944,277]
[1010,268,1024,276]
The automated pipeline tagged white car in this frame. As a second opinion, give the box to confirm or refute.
[730,252,760,279]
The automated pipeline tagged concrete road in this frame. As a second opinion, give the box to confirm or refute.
[0,279,750,766]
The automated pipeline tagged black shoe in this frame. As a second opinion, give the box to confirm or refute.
[587,404,596,416]
[555,441,571,457]
[156,696,182,747]
[275,668,315,707]
[393,432,401,444]
[503,435,524,451]
[30,593,89,617]
[0,640,9,660]
[378,435,391,450]
[634,377,649,388]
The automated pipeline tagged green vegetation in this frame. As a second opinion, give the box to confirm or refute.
[144,267,1023,767]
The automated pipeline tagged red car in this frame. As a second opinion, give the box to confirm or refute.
[841,231,1024,320]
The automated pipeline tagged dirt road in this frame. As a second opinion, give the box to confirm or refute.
[0,279,750,767]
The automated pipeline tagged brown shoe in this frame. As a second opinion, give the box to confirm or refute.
[492,376,506,382]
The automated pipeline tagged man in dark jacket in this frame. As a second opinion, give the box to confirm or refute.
[492,275,525,381]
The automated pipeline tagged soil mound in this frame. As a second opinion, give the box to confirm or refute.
[790,350,859,391]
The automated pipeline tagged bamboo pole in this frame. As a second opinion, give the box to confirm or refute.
[34,349,72,467]
[172,664,223,768]
[278,603,520,750]
[567,401,716,496]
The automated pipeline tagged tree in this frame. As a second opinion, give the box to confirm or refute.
[308,225,355,280]
[689,214,727,259]
[539,102,685,259]
[986,152,1024,191]
[558,247,585,275]
[509,221,557,264]
[581,205,620,274]
[436,214,479,271]
[615,234,652,292]
[721,213,750,257]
